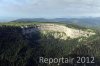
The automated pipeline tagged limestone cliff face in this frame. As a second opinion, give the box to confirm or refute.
[21,24,95,40]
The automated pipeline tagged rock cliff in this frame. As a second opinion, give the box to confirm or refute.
[21,24,95,40]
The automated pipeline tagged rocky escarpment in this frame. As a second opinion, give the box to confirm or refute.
[21,24,96,40]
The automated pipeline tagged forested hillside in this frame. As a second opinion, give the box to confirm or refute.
[0,23,100,66]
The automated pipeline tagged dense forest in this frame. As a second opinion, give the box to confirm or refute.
[0,24,100,66]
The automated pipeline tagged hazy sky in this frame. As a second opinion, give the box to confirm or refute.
[0,0,100,18]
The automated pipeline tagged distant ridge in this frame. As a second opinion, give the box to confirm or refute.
[11,17,100,28]
[11,18,70,22]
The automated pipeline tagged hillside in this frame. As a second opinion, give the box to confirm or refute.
[0,22,100,66]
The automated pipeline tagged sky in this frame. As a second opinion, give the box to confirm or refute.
[0,0,100,19]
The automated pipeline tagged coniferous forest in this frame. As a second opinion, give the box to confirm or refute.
[0,24,100,66]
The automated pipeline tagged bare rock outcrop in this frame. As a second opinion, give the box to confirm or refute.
[21,24,95,39]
